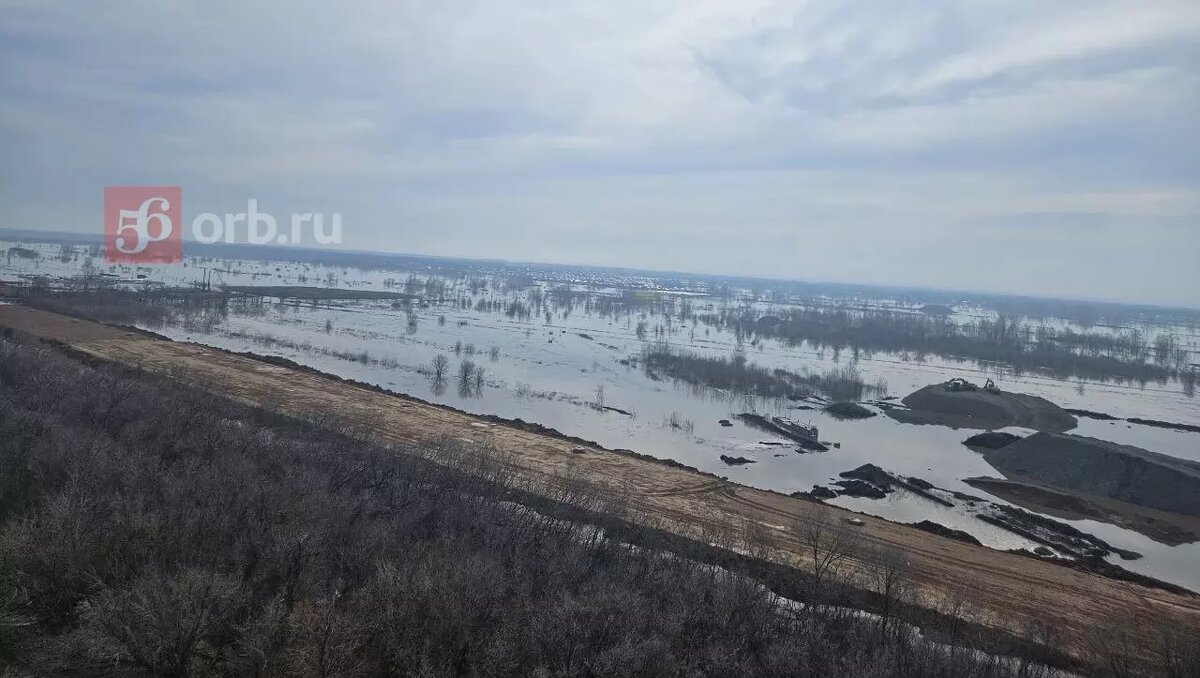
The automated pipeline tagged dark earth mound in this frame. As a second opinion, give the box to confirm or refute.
[809,485,838,500]
[886,382,1076,432]
[832,479,887,499]
[840,463,896,488]
[909,520,983,546]
[840,464,954,507]
[982,432,1200,518]
[963,431,1023,450]
[906,476,935,490]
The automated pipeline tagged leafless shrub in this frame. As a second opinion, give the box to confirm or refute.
[1086,622,1138,678]
[740,517,772,562]
[1153,620,1200,678]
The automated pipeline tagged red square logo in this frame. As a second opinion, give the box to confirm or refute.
[104,186,182,263]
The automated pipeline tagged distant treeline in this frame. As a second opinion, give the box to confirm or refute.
[0,335,1145,677]
[15,286,271,329]
[706,306,1191,386]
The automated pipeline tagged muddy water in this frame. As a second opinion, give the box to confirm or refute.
[4,242,1199,590]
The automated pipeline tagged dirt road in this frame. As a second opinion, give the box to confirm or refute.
[2,304,1197,658]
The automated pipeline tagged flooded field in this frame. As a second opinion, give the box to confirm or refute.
[4,239,1199,590]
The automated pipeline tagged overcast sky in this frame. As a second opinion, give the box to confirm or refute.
[1,1,1197,306]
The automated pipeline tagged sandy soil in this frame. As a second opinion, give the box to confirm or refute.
[2,304,1198,660]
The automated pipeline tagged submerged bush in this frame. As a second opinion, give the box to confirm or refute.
[825,401,876,420]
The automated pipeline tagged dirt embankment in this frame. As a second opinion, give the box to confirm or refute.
[886,383,1077,432]
[982,432,1200,518]
[964,477,1200,546]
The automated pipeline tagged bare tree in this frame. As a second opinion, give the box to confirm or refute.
[457,359,477,397]
[431,354,449,381]
[795,507,857,606]
[865,546,911,635]
[458,359,476,386]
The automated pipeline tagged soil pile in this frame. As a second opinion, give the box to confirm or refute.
[983,433,1200,518]
[964,431,1022,450]
[887,383,1076,432]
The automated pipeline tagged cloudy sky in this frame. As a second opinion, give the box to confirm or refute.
[1,1,1198,306]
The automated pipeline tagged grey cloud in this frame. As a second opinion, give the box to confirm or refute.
[0,0,1197,306]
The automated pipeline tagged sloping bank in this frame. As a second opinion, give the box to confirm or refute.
[980,432,1200,519]
[970,432,1200,545]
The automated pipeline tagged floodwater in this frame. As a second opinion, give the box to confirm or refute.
[3,241,1199,590]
